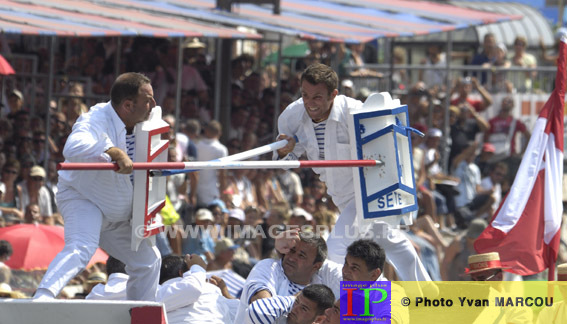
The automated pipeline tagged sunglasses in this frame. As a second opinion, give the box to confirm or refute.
[31,176,45,182]
[2,169,18,175]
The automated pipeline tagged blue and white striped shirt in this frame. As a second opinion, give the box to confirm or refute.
[313,121,326,160]
[126,133,135,183]
[246,295,296,324]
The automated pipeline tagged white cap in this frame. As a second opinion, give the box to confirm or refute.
[291,207,313,221]
[427,128,442,138]
[195,208,214,222]
[228,208,245,222]
[341,79,354,89]
[556,27,567,40]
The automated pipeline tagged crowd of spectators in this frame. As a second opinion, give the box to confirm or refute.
[0,29,563,305]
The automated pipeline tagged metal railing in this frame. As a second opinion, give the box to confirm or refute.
[342,63,558,95]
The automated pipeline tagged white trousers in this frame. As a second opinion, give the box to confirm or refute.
[37,197,161,301]
[326,200,431,281]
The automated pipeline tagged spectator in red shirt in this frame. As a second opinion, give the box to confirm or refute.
[450,76,493,113]
[485,96,531,161]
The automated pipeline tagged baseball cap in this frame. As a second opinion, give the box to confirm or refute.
[427,128,442,138]
[30,166,46,178]
[482,143,496,153]
[341,79,354,89]
[9,89,23,100]
[208,199,229,213]
[214,237,240,255]
[412,123,428,134]
[228,208,245,223]
[556,27,567,40]
[195,208,214,222]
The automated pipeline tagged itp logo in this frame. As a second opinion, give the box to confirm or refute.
[340,281,391,323]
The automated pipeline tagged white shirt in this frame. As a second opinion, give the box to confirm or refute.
[157,265,232,324]
[20,182,53,218]
[276,95,361,211]
[86,273,129,300]
[234,258,342,324]
[57,102,134,221]
[453,161,481,208]
[479,176,502,219]
[195,138,228,206]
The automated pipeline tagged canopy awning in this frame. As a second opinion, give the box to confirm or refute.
[152,0,522,43]
[0,0,261,38]
[2,0,521,42]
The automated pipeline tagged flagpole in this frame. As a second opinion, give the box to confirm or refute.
[547,35,567,282]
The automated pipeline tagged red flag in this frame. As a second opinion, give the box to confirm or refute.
[475,37,567,280]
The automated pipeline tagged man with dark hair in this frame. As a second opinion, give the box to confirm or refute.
[321,299,340,324]
[246,283,335,324]
[343,239,385,282]
[156,254,234,323]
[86,256,128,300]
[35,72,161,301]
[340,239,409,324]
[234,231,341,323]
[275,63,428,282]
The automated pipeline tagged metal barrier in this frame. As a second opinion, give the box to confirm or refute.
[342,63,558,95]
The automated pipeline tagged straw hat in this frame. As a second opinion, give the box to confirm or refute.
[466,252,509,275]
[195,208,214,222]
[86,271,107,284]
[215,237,239,255]
[183,38,206,49]
[0,283,15,298]
[557,263,567,281]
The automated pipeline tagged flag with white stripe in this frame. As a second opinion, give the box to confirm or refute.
[475,36,567,279]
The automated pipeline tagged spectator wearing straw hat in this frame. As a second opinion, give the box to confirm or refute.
[536,263,567,324]
[207,237,240,272]
[465,252,509,281]
[0,282,18,298]
[75,271,108,299]
[464,252,533,323]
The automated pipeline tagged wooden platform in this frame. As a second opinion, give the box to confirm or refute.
[0,299,167,324]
